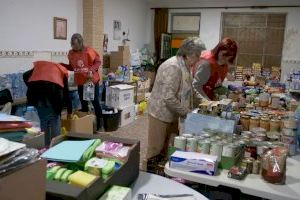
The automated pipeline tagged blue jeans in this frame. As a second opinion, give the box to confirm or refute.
[36,101,61,146]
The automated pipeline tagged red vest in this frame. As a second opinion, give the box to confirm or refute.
[200,51,228,100]
[29,61,68,88]
[68,47,100,85]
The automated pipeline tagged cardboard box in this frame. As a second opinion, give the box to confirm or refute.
[119,105,135,127]
[0,159,47,200]
[61,112,95,135]
[106,84,135,109]
[46,133,140,200]
[118,45,130,53]
[170,151,218,176]
[23,132,45,149]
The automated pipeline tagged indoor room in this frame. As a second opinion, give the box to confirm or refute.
[0,0,300,199]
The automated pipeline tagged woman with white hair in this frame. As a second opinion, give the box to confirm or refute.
[147,37,206,160]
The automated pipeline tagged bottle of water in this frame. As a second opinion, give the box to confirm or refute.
[83,72,95,101]
[24,106,40,128]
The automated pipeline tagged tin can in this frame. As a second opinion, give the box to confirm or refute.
[210,142,223,161]
[252,160,261,174]
[174,136,186,151]
[197,140,210,154]
[270,119,281,132]
[241,158,254,174]
[260,117,270,131]
[249,117,260,131]
[222,144,238,157]
[240,115,250,131]
[182,133,193,138]
[186,137,197,152]
[257,145,269,156]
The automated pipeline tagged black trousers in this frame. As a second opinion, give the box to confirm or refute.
[78,82,102,129]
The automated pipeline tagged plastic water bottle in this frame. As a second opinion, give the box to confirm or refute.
[24,106,40,128]
[83,72,95,101]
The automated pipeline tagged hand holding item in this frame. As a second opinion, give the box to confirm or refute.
[86,70,93,81]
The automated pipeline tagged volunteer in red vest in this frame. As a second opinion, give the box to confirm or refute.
[63,33,103,130]
[24,61,72,146]
[193,37,237,101]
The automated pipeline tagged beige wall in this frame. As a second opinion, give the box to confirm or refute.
[83,0,104,55]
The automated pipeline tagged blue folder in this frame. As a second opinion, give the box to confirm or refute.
[41,139,95,162]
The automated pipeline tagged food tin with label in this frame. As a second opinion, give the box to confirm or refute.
[240,115,250,131]
[249,117,260,131]
[210,142,223,161]
[252,160,261,174]
[222,144,238,157]
[186,137,197,152]
[260,117,270,131]
[241,158,254,174]
[174,136,186,151]
[197,140,210,154]
[270,119,281,132]
[245,144,257,159]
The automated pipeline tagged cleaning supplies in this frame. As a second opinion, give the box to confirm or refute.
[81,139,102,163]
[84,157,115,178]
[68,170,97,188]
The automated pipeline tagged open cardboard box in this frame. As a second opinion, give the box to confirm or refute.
[0,159,47,200]
[46,132,140,200]
[61,111,96,135]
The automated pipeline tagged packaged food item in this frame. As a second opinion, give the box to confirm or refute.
[241,157,254,174]
[270,119,281,132]
[261,147,287,184]
[228,166,247,180]
[260,117,270,131]
[249,117,260,131]
[240,115,250,130]
[252,160,261,174]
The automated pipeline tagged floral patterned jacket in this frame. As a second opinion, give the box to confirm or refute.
[148,56,192,123]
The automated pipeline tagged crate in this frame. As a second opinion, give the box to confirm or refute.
[46,133,140,200]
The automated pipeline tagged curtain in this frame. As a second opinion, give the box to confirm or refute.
[154,8,168,60]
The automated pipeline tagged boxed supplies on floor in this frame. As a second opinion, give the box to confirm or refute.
[61,112,95,135]
[0,159,47,200]
[106,84,135,109]
[119,105,136,127]
[169,151,218,176]
[46,133,140,200]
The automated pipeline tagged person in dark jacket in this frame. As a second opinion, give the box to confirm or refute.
[24,61,72,146]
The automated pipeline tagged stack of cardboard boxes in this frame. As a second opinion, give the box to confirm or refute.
[109,46,131,72]
[106,84,136,127]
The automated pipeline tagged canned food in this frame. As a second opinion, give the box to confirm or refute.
[197,140,210,154]
[257,145,269,156]
[241,158,254,174]
[252,160,261,174]
[186,137,197,152]
[260,117,270,131]
[222,144,238,157]
[249,117,260,131]
[210,142,223,161]
[240,115,250,131]
[174,136,186,151]
[270,119,281,132]
[182,133,193,138]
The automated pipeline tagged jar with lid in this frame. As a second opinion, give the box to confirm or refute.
[270,118,281,132]
[260,117,270,131]
[249,117,260,131]
[240,115,250,131]
[259,93,270,107]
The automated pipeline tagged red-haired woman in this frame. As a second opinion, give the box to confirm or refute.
[193,37,237,101]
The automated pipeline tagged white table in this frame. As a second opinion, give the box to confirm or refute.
[165,155,300,200]
[131,171,208,200]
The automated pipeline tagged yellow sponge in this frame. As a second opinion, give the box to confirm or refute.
[68,170,97,188]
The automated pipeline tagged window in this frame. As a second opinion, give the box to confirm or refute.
[221,13,286,71]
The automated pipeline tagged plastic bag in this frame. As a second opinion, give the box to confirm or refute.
[261,147,287,184]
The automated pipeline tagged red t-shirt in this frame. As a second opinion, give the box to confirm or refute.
[29,61,68,88]
[68,47,101,85]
